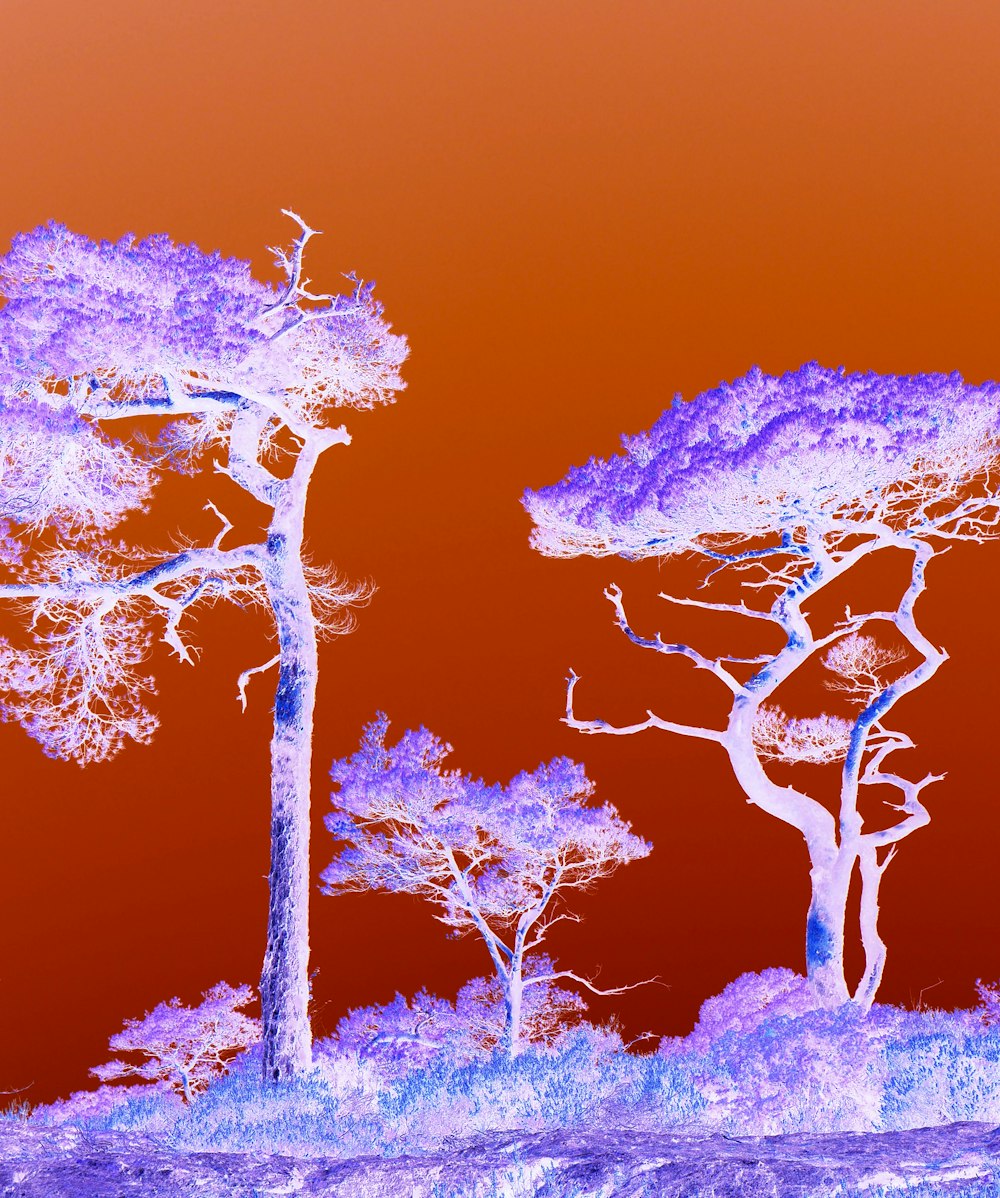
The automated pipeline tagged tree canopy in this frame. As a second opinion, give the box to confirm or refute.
[525,363,1000,559]
[322,713,651,934]
[524,362,1000,1009]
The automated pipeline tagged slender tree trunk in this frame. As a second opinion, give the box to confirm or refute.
[853,838,889,1012]
[259,443,323,1083]
[502,966,524,1058]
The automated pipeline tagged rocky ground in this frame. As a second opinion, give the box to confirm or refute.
[1,1119,999,1196]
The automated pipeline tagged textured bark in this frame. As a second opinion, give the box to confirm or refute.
[502,973,524,1058]
[258,443,323,1082]
[724,701,854,1004]
[854,840,889,1012]
[803,854,853,1007]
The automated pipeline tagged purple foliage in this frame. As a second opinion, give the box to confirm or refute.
[323,714,650,1053]
[0,212,408,1082]
[525,363,1000,558]
[31,1081,181,1126]
[0,394,155,536]
[454,962,590,1052]
[660,969,823,1056]
[90,982,261,1103]
[322,714,650,935]
[320,956,589,1077]
[0,216,407,418]
[323,714,650,915]
[974,978,1000,1026]
[0,595,158,765]
[0,222,271,386]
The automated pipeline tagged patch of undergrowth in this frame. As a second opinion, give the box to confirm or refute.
[19,970,1000,1157]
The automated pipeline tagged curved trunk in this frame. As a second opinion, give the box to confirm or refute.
[725,700,853,1002]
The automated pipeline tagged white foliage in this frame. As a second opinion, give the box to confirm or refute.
[822,633,907,705]
[0,596,158,765]
[751,704,854,765]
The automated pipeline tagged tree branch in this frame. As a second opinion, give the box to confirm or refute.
[605,583,744,695]
[236,654,280,712]
[523,968,663,996]
[862,768,944,848]
[658,591,779,622]
[204,501,234,551]
[261,210,323,319]
[564,669,726,743]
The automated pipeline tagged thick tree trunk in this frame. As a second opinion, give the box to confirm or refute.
[259,543,317,1081]
[804,852,853,1006]
[258,444,323,1084]
[725,708,854,1005]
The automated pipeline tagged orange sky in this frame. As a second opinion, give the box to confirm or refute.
[3,1,1000,1103]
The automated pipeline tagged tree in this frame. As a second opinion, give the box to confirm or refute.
[321,713,652,1055]
[91,982,261,1103]
[0,213,408,1079]
[524,363,1000,1010]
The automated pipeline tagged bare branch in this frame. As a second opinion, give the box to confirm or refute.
[657,591,779,622]
[521,909,583,954]
[925,493,1000,540]
[564,669,726,743]
[261,210,324,318]
[236,655,280,712]
[524,968,664,996]
[861,760,945,849]
[605,583,744,695]
[204,501,234,552]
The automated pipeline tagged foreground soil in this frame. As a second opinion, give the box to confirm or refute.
[1,1119,998,1196]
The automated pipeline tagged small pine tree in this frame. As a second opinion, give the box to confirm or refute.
[91,982,261,1103]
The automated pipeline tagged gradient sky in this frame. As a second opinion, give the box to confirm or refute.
[3,1,1000,1104]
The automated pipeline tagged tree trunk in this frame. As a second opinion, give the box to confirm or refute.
[804,867,852,1006]
[501,969,524,1059]
[853,838,889,1012]
[258,445,323,1083]
[724,711,853,1006]
[804,852,853,1006]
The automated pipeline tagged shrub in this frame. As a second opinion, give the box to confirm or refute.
[315,959,591,1087]
[90,981,261,1104]
[31,1081,180,1126]
[659,968,821,1057]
